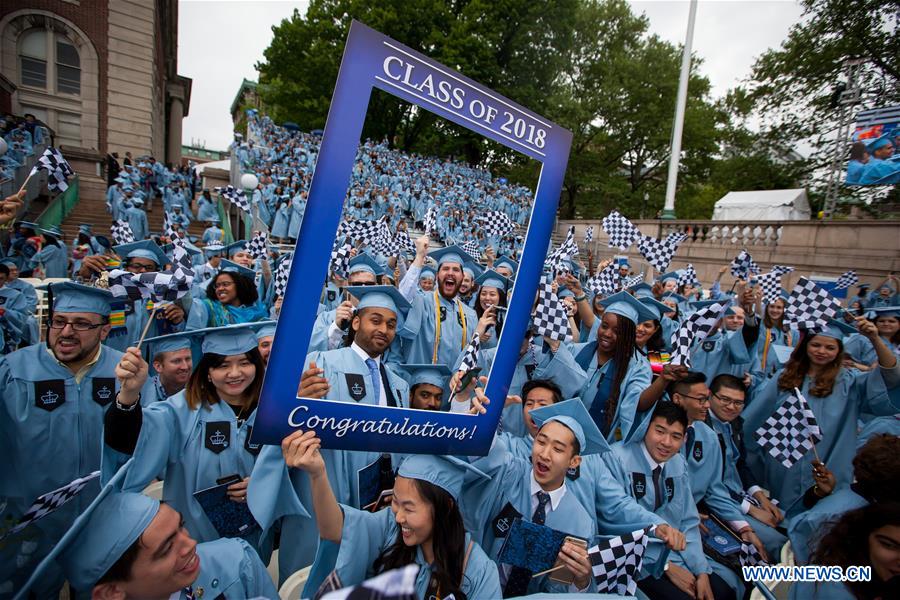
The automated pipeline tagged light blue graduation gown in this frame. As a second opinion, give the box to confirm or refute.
[304,346,409,407]
[856,413,900,448]
[326,505,502,599]
[742,364,900,517]
[125,205,149,241]
[786,487,867,565]
[30,242,68,277]
[0,286,29,352]
[197,196,219,222]
[190,538,279,599]
[401,291,477,366]
[101,391,268,555]
[689,329,751,382]
[0,343,154,596]
[271,203,291,238]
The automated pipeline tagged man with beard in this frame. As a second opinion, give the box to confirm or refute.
[0,282,155,596]
[143,330,194,402]
[401,245,478,366]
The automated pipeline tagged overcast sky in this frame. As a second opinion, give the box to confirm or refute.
[178,0,805,150]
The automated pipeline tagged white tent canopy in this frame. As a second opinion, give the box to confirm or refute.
[712,189,811,221]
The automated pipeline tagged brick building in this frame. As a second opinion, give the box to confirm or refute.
[0,0,191,175]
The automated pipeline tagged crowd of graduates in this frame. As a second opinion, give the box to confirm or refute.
[0,111,899,600]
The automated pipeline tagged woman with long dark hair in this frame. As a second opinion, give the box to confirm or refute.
[742,317,900,518]
[792,503,900,600]
[542,292,655,443]
[280,433,501,599]
[755,296,796,374]
[105,324,270,556]
[186,263,269,328]
[473,270,510,350]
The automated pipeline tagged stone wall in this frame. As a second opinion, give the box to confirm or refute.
[555,219,900,291]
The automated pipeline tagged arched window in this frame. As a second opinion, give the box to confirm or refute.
[17,28,80,96]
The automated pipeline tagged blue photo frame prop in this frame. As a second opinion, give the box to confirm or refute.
[253,20,572,455]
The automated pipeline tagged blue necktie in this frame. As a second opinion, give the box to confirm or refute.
[365,358,381,404]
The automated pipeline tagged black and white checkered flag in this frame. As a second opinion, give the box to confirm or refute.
[215,185,251,214]
[457,333,481,374]
[637,234,682,272]
[0,471,100,540]
[457,240,478,262]
[584,226,594,244]
[785,277,841,330]
[319,565,420,600]
[532,278,571,341]
[602,211,640,250]
[394,229,416,256]
[135,241,194,302]
[587,264,620,296]
[107,270,152,301]
[772,265,795,276]
[338,218,382,247]
[329,241,352,278]
[834,270,859,290]
[589,526,653,596]
[730,250,760,279]
[163,212,178,238]
[755,387,822,469]
[678,264,699,288]
[273,259,291,297]
[248,231,268,260]
[622,272,645,290]
[670,299,731,367]
[423,206,437,235]
[110,220,135,245]
[477,211,514,236]
[740,542,768,568]
[29,147,74,193]
[757,270,785,305]
[549,225,579,263]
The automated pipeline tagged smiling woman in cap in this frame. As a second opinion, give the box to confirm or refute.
[280,431,501,599]
[186,260,269,329]
[473,269,512,350]
[741,314,900,518]
[104,324,272,555]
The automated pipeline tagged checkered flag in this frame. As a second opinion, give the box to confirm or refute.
[329,240,352,278]
[602,211,640,250]
[461,239,481,261]
[784,277,841,330]
[740,542,768,568]
[834,270,859,290]
[637,234,681,272]
[670,299,731,367]
[110,220,135,245]
[338,218,382,247]
[423,206,437,234]
[273,258,291,297]
[394,229,416,256]
[589,526,653,596]
[248,231,268,260]
[319,565,420,600]
[135,241,194,302]
[757,270,785,305]
[549,225,579,263]
[457,333,481,374]
[0,471,100,540]
[678,264,699,288]
[107,270,152,301]
[163,212,178,238]
[622,272,645,290]
[29,147,74,193]
[584,226,594,244]
[772,265,794,276]
[477,211,514,236]
[730,250,759,279]
[532,278,571,341]
[755,388,822,469]
[587,264,620,296]
[215,185,251,214]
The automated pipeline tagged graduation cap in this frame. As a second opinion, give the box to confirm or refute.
[429,245,469,267]
[600,291,657,325]
[219,259,256,280]
[689,299,719,311]
[346,285,411,321]
[113,240,169,268]
[419,265,436,281]
[657,271,679,283]
[463,261,485,280]
[203,241,225,255]
[41,281,113,316]
[397,455,489,500]
[813,318,858,341]
[530,398,610,456]
[616,256,630,268]
[866,133,893,153]
[495,256,519,272]
[474,269,511,293]
[348,254,385,277]
[398,363,452,388]
[870,306,900,319]
[249,320,277,340]
[131,197,144,206]
[630,282,654,299]
[142,328,201,355]
[639,296,672,321]
[157,323,261,355]
[78,224,93,235]
[41,225,63,239]
[770,344,796,369]
[224,240,249,257]
[15,220,39,230]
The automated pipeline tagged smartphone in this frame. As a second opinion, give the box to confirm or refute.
[458,367,482,391]
[549,536,589,584]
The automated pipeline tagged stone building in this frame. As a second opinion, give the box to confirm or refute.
[0,0,191,174]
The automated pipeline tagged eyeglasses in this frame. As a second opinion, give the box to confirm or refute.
[678,392,711,404]
[127,262,156,272]
[49,317,106,331]
[712,392,745,409]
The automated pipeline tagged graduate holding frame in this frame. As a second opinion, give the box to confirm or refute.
[280,435,502,599]
[742,316,900,519]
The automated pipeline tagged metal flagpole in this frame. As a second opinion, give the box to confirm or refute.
[661,0,698,220]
